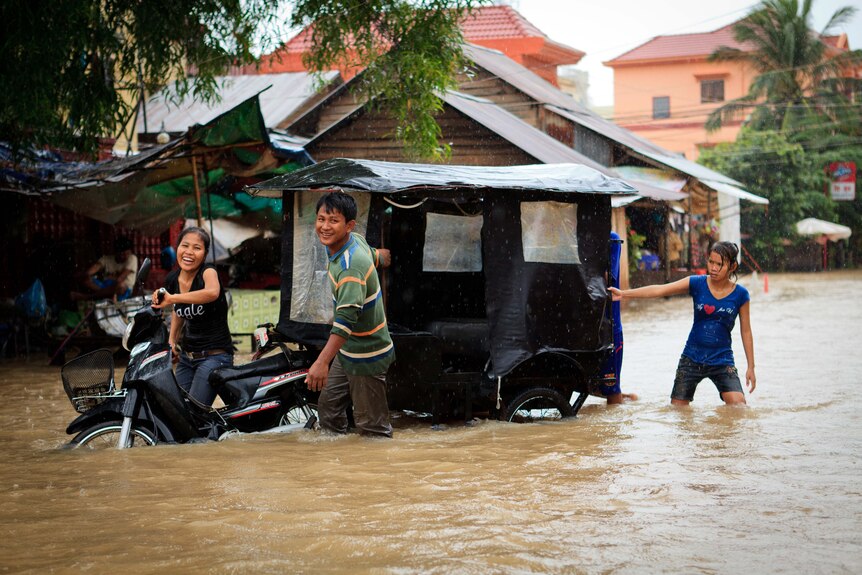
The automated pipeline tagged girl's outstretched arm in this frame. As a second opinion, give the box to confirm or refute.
[738,301,756,393]
[609,276,690,302]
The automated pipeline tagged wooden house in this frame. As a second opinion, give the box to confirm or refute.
[454,43,767,282]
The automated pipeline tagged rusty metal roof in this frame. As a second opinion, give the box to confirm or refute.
[443,91,610,169]
[445,92,692,202]
[464,44,667,152]
[463,44,763,199]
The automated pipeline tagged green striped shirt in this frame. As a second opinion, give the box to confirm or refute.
[327,234,395,375]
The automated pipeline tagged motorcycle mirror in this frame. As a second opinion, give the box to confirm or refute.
[122,317,135,351]
[137,258,152,293]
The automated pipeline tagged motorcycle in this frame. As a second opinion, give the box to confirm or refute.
[60,258,319,449]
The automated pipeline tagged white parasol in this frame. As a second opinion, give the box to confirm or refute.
[795,218,852,242]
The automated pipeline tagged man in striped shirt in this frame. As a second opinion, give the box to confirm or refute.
[306,192,395,437]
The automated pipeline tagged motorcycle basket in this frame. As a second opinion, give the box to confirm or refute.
[61,348,117,413]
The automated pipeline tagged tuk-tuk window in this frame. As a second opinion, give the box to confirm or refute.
[520,201,581,264]
[289,191,371,324]
[423,212,483,272]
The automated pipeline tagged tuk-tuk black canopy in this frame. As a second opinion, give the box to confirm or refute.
[246,158,636,378]
[245,158,637,197]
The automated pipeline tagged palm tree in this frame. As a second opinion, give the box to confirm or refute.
[706,0,862,141]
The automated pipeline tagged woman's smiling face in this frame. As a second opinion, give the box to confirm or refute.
[177,232,207,272]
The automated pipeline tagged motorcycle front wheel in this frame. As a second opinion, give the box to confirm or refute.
[69,420,157,449]
[278,402,319,427]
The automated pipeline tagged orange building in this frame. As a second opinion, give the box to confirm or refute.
[257,5,583,86]
[604,23,854,160]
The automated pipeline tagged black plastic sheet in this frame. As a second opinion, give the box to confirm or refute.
[246,158,637,198]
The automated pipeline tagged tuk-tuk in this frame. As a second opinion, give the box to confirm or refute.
[246,159,636,424]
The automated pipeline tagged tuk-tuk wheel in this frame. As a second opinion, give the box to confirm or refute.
[501,387,573,423]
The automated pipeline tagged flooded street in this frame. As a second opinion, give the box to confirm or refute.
[1,271,860,574]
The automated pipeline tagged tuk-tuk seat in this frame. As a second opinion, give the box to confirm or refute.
[426,318,489,358]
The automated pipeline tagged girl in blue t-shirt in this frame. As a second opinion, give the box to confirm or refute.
[609,241,756,405]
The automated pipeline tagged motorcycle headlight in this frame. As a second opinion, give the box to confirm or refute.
[122,318,136,351]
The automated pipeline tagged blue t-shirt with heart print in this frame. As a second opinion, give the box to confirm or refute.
[682,274,750,366]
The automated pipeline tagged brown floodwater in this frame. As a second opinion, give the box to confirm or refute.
[1,271,860,574]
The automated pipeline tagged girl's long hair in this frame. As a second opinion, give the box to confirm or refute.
[710,241,740,281]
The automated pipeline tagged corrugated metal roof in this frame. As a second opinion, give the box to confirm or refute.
[461,44,763,200]
[464,44,671,157]
[700,178,769,205]
[464,44,576,107]
[295,84,669,202]
[634,149,743,187]
[614,166,688,202]
[443,91,611,170]
[137,72,338,134]
[445,92,685,202]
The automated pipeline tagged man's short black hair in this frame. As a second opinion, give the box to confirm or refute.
[316,191,357,222]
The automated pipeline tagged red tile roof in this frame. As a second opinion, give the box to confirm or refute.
[460,5,549,40]
[606,23,753,65]
[278,5,583,59]
[606,22,852,66]
[821,33,850,51]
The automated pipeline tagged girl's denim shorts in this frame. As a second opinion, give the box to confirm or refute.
[671,355,743,401]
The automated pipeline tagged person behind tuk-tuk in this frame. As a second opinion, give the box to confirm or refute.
[305,192,394,437]
[598,231,637,404]
[609,241,756,405]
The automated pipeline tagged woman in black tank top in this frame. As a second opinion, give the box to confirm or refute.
[151,227,233,406]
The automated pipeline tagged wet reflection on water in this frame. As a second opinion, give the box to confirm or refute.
[1,271,860,573]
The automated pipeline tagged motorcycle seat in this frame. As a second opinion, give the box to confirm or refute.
[209,352,292,388]
[209,352,295,409]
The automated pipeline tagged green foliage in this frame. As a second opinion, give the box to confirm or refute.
[703,0,862,268]
[292,0,484,160]
[1,0,484,162]
[699,129,829,269]
[0,0,284,156]
[706,0,862,137]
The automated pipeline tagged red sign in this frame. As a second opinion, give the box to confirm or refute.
[828,162,856,201]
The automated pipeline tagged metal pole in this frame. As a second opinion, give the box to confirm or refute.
[203,157,216,264]
[687,192,694,269]
[191,155,203,227]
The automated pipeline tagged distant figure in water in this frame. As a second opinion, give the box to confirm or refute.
[609,241,756,405]
[598,231,637,404]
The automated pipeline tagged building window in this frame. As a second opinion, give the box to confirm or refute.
[653,96,670,119]
[701,79,725,103]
